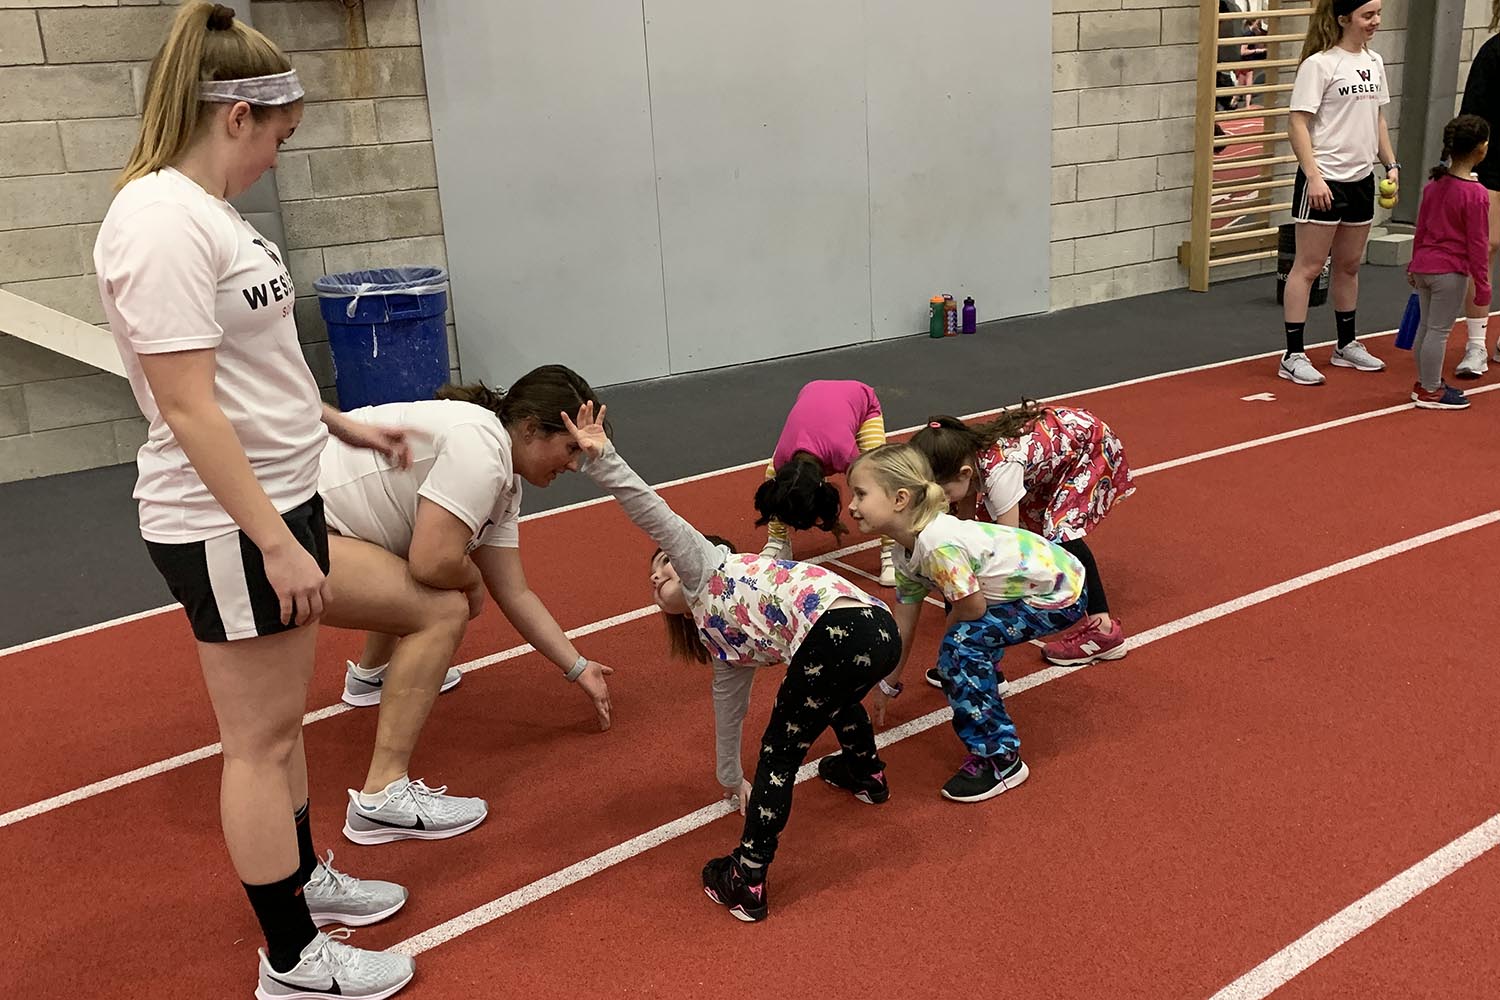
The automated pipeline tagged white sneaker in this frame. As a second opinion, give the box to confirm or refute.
[759,539,793,561]
[1278,352,1325,385]
[878,551,896,588]
[304,851,408,927]
[256,929,414,1000]
[1455,344,1489,379]
[343,777,488,845]
[1329,341,1385,371]
[342,661,462,708]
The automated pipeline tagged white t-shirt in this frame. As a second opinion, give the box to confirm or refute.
[318,399,522,558]
[1290,46,1389,183]
[94,167,326,543]
[981,460,1026,520]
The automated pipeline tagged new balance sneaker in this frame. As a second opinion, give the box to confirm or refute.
[1330,341,1385,371]
[1041,616,1127,667]
[940,752,1029,803]
[759,538,793,561]
[878,549,897,588]
[1455,344,1490,379]
[817,753,890,804]
[924,666,1009,696]
[255,929,414,1000]
[701,854,769,922]
[342,778,488,845]
[342,661,462,708]
[304,851,408,928]
[1278,352,1325,386]
[1412,383,1471,410]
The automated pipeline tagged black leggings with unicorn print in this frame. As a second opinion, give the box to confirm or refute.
[734,605,902,866]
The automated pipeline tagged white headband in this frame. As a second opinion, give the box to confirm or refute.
[198,69,304,107]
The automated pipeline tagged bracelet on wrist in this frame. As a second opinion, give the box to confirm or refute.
[564,654,588,682]
[878,678,903,698]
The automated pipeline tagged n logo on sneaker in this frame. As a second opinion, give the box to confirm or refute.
[1079,640,1100,655]
[269,973,342,995]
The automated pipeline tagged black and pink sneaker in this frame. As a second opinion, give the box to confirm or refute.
[817,753,890,804]
[702,854,769,922]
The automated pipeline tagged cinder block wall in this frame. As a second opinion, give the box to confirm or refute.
[1049,0,1407,310]
[0,0,455,482]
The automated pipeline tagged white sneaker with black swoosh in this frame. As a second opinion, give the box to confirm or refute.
[342,660,462,708]
[255,929,414,1000]
[342,777,488,845]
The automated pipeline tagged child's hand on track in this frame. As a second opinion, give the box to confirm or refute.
[725,779,752,815]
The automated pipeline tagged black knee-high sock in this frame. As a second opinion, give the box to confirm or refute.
[1285,321,1306,356]
[244,870,319,973]
[1059,538,1108,616]
[294,800,318,884]
[1335,310,1357,348]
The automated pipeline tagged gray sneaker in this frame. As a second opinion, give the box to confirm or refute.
[343,778,488,845]
[1456,344,1490,378]
[304,851,408,928]
[1278,352,1325,385]
[1329,341,1385,371]
[256,929,414,1000]
[342,660,462,708]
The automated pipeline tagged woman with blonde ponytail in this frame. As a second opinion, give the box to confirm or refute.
[1454,0,1500,377]
[93,4,414,997]
[846,444,1086,805]
[1279,0,1397,387]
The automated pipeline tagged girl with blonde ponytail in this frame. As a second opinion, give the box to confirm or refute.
[1454,0,1500,376]
[94,4,414,997]
[846,444,1086,805]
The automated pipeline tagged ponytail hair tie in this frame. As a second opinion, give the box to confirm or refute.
[928,421,941,428]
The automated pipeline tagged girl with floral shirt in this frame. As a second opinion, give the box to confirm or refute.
[564,404,900,924]
[848,444,1085,804]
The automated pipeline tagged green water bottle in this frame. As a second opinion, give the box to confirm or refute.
[929,296,945,338]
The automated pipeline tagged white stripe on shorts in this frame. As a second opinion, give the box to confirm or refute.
[204,532,257,641]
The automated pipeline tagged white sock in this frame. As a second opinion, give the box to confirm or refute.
[1467,317,1488,350]
[357,774,408,809]
[350,660,388,679]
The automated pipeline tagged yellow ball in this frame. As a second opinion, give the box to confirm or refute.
[1379,179,1397,197]
[1379,195,1396,210]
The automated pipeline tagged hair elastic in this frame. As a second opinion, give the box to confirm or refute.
[928,421,941,428]
[198,69,305,107]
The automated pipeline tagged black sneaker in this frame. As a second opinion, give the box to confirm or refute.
[924,667,944,689]
[701,854,769,922]
[940,752,1029,803]
[817,753,890,804]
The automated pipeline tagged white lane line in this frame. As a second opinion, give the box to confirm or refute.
[1205,812,1500,1000]
[391,510,1500,957]
[1,318,1434,658]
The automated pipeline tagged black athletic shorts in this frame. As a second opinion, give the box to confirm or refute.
[145,494,330,643]
[1291,169,1374,226]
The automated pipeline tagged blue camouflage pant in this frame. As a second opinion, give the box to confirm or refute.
[937,592,1087,758]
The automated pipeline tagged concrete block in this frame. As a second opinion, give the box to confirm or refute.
[1155,151,1195,190]
[1151,222,1192,261]
[1157,81,1197,119]
[1366,232,1414,267]
[0,332,99,385]
[1054,49,1126,91]
[1079,84,1161,126]
[0,420,119,481]
[285,248,325,294]
[302,340,334,387]
[0,169,115,230]
[1121,43,1196,85]
[1115,188,1191,230]
[1053,0,1123,11]
[1054,91,1079,130]
[1118,116,1194,158]
[0,64,135,122]
[22,370,139,431]
[1053,124,1119,166]
[249,0,357,52]
[1053,14,1079,53]
[1113,259,1185,297]
[1050,271,1118,311]
[307,141,437,198]
[274,151,314,201]
[112,414,148,463]
[1078,10,1160,48]
[282,100,379,151]
[1051,240,1076,278]
[294,47,425,102]
[1076,156,1157,200]
[0,225,92,283]
[0,383,27,436]
[1467,0,1491,29]
[4,274,106,325]
[38,5,177,64]
[1051,165,1078,205]
[374,96,431,143]
[1073,228,1153,273]
[0,121,62,176]
[58,116,141,172]
[293,295,327,345]
[364,0,420,47]
[0,10,42,65]
[445,323,459,369]
[1052,198,1116,241]
[281,189,442,250]
[1160,7,1198,45]
[321,233,448,274]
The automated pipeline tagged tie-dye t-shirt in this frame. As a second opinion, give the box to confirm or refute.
[692,552,888,665]
[893,513,1083,611]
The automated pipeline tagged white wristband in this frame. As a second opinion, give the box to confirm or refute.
[565,655,588,682]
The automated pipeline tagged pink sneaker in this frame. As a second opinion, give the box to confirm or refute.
[1042,617,1127,666]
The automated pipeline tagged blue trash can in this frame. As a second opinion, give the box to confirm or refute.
[312,266,450,409]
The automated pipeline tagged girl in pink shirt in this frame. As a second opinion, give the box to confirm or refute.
[1408,114,1492,410]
